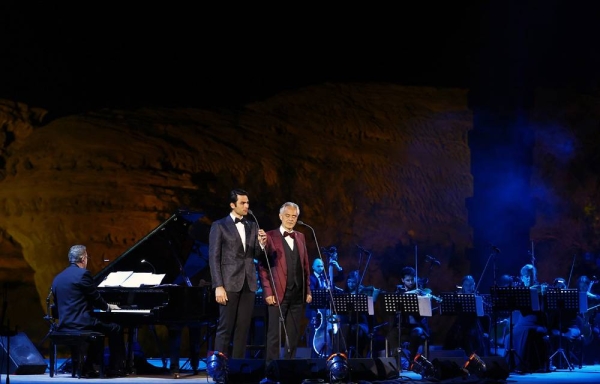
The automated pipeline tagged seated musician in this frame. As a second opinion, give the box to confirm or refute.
[546,277,581,369]
[385,266,430,367]
[338,270,379,357]
[306,257,343,357]
[443,275,488,356]
[578,275,600,365]
[509,264,550,373]
[51,245,127,378]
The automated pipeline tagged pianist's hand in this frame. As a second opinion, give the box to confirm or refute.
[108,304,121,311]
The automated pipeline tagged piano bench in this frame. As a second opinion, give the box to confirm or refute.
[48,331,105,378]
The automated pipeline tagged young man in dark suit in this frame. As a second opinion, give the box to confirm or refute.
[258,202,312,368]
[51,245,126,377]
[209,188,267,358]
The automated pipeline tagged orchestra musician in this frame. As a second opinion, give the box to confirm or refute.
[546,277,581,369]
[443,275,488,356]
[509,264,550,373]
[578,275,600,365]
[338,270,380,357]
[385,266,430,367]
[306,257,343,357]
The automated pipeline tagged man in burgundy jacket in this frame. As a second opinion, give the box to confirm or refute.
[258,202,312,368]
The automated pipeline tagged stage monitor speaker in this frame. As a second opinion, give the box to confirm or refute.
[348,358,400,381]
[375,357,400,379]
[0,332,47,375]
[227,358,265,383]
[480,355,510,380]
[266,359,327,384]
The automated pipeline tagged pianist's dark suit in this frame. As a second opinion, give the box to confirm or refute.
[52,264,126,372]
[209,215,264,358]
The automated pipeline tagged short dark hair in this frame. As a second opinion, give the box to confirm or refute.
[401,266,416,278]
[229,189,248,204]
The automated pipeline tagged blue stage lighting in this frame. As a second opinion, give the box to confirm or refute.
[326,352,348,382]
[207,351,228,383]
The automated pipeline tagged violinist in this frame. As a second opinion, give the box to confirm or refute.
[509,264,550,373]
[338,270,380,357]
[385,266,430,367]
[443,275,488,356]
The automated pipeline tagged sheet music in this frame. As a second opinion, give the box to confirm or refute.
[98,271,134,287]
[120,272,166,287]
[97,271,166,288]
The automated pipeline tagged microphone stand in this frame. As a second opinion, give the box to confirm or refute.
[476,246,500,356]
[355,245,374,358]
[297,221,345,355]
[248,210,290,356]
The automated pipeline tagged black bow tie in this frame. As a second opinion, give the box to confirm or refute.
[284,231,295,238]
[234,217,246,224]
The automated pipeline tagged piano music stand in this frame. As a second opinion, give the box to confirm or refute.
[382,293,420,372]
[546,288,579,371]
[332,293,369,357]
[490,286,537,372]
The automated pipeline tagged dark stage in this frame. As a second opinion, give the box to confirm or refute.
[2,358,600,384]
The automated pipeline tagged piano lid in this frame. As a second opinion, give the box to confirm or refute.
[94,209,212,287]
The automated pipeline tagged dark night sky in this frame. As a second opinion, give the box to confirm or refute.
[1,2,599,117]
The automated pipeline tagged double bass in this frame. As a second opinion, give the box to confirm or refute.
[312,247,342,357]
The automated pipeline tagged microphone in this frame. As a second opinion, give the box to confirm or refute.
[247,209,259,228]
[491,245,501,254]
[425,255,441,266]
[140,259,156,274]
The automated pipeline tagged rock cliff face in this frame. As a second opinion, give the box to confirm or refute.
[1,83,599,352]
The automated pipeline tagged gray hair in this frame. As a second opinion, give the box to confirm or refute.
[279,202,300,215]
[68,245,87,263]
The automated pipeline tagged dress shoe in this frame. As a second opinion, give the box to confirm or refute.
[83,369,100,378]
[106,368,127,378]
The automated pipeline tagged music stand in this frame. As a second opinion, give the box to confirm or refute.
[310,289,330,310]
[440,293,484,316]
[546,288,579,370]
[332,293,368,357]
[382,293,421,372]
[490,287,537,372]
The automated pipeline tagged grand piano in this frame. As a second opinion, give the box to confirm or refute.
[92,209,218,372]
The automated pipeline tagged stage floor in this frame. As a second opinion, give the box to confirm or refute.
[2,359,600,384]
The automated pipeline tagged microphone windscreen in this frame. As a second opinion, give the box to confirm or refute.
[297,220,304,225]
[248,209,253,215]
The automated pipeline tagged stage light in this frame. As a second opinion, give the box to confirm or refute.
[464,353,487,375]
[207,351,228,383]
[326,352,348,382]
[411,354,436,379]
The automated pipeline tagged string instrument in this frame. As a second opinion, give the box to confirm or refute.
[312,305,339,357]
[312,249,341,358]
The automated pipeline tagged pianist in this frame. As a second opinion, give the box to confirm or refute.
[51,245,127,377]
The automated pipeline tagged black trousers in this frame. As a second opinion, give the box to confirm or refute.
[81,321,126,371]
[214,283,255,358]
[265,287,304,366]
